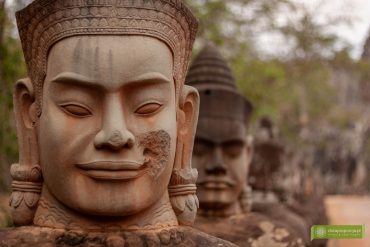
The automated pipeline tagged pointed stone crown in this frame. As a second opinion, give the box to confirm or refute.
[186,42,236,90]
[16,0,198,111]
[186,43,253,124]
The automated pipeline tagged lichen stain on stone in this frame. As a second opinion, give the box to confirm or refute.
[248,234,289,247]
[274,227,290,241]
[258,221,275,233]
[138,130,171,178]
[246,221,291,247]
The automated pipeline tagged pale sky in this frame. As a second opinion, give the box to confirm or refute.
[256,0,370,59]
[331,0,370,58]
[297,0,370,58]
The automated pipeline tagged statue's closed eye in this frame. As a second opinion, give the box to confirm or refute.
[135,102,162,115]
[222,142,244,158]
[60,103,92,117]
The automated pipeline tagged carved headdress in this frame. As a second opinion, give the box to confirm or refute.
[186,43,252,131]
[16,0,198,114]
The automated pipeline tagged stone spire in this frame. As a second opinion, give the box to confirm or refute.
[186,42,252,125]
[186,43,236,90]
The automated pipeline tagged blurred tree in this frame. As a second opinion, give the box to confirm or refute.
[0,1,5,39]
[185,0,355,144]
[0,0,27,191]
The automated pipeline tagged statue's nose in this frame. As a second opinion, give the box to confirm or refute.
[94,129,135,151]
[205,147,227,175]
[94,94,135,151]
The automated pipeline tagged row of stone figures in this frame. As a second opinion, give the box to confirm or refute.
[186,43,328,247]
[0,0,327,246]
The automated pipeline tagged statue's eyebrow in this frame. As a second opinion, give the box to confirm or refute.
[221,139,245,147]
[50,71,171,90]
[127,72,171,85]
[196,136,245,146]
[195,137,216,146]
[50,72,99,88]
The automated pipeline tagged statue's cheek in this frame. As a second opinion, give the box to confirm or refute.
[138,130,171,179]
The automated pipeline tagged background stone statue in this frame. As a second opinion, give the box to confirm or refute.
[0,1,236,246]
[186,43,305,247]
[250,117,327,247]
[250,117,311,245]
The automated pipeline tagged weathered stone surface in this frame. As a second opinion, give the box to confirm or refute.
[0,226,237,247]
[252,200,310,244]
[195,213,305,247]
[285,195,328,247]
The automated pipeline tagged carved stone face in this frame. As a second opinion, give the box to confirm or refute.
[37,36,177,216]
[192,116,250,209]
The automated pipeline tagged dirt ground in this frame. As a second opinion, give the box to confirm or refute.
[325,195,370,247]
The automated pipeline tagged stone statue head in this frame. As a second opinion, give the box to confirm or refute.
[249,117,285,194]
[185,43,253,216]
[11,0,200,228]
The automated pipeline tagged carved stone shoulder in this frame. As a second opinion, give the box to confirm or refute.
[252,200,310,244]
[195,213,306,247]
[0,226,236,247]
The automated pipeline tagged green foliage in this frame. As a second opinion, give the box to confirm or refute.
[2,37,26,87]
[185,0,229,45]
[233,57,291,120]
[0,3,26,191]
[185,0,360,143]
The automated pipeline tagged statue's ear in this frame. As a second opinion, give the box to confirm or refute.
[10,78,42,226]
[240,136,254,214]
[13,78,38,165]
[175,85,200,170]
[170,85,200,226]
[245,135,254,177]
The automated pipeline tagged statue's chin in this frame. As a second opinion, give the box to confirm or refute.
[56,191,154,218]
[44,178,159,218]
[199,194,235,209]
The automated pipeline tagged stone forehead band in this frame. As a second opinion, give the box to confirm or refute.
[16,0,198,114]
[197,88,252,123]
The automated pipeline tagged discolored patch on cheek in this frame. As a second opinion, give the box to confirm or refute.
[138,130,171,179]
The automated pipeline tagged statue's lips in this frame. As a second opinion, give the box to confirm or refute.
[76,161,148,180]
[198,179,235,190]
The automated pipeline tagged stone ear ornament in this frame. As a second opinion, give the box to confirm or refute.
[239,185,253,214]
[169,168,199,226]
[10,78,42,226]
[10,164,42,226]
[169,85,200,226]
